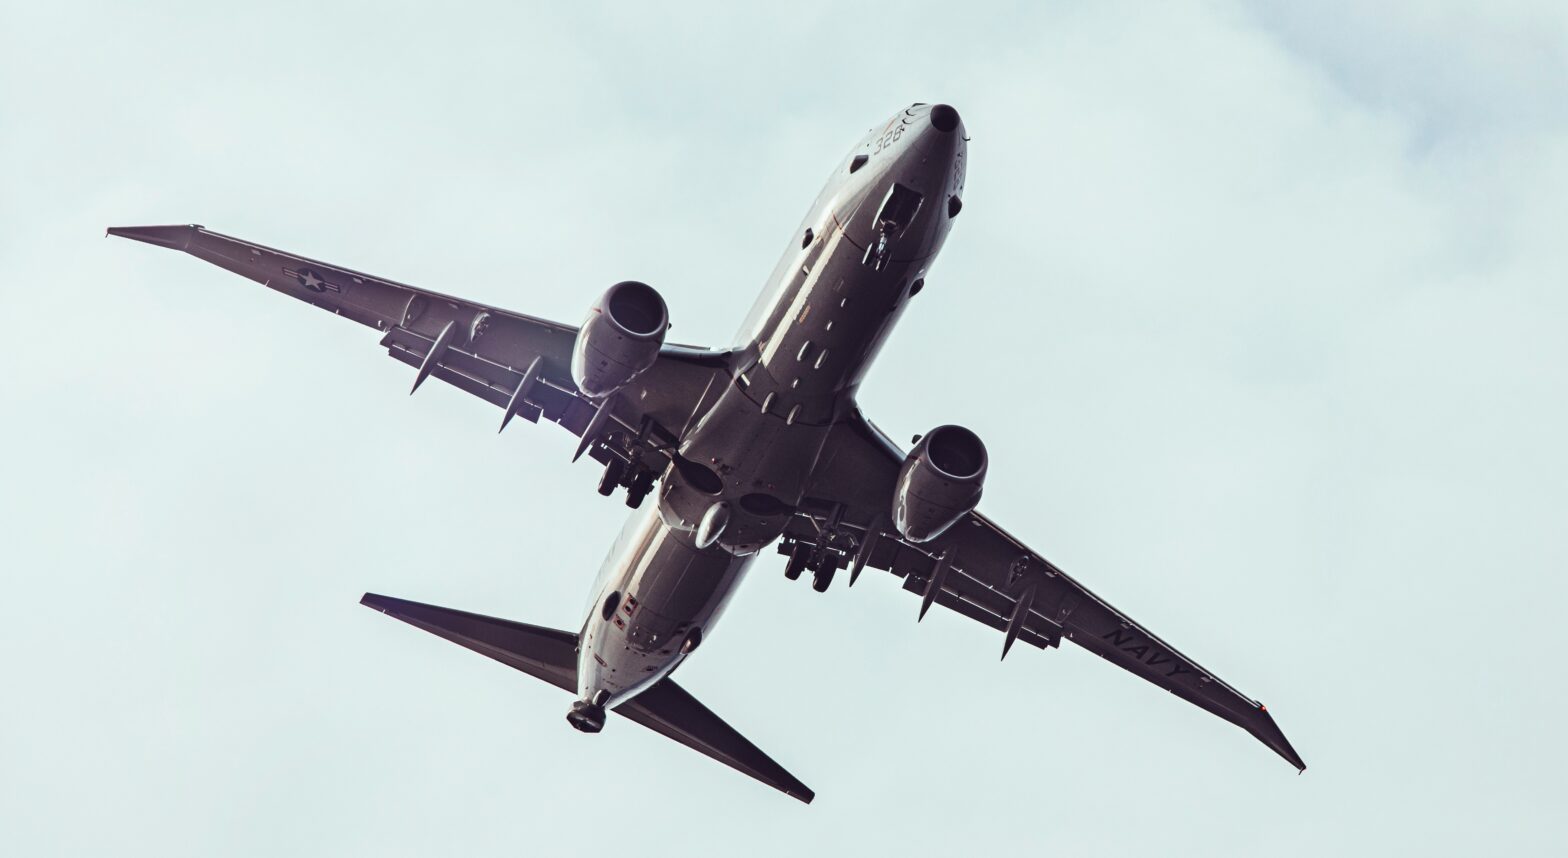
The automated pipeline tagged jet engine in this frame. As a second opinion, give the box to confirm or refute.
[893,425,987,543]
[571,281,669,398]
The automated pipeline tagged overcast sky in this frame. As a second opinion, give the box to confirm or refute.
[3,1,1565,855]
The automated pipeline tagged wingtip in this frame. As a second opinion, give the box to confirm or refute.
[1249,704,1306,772]
[106,224,202,250]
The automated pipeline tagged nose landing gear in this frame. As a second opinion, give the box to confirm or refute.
[863,231,893,272]
[862,183,925,272]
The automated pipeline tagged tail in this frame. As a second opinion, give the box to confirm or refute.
[360,593,814,804]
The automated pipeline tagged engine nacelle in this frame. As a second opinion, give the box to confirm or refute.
[893,425,988,543]
[571,281,669,398]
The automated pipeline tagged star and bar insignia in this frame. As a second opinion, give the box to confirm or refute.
[283,266,341,294]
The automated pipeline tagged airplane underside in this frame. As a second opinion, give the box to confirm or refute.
[111,101,1302,805]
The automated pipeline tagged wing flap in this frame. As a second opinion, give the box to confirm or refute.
[384,341,517,410]
[890,563,1063,650]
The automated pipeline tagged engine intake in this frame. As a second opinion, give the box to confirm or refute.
[571,281,669,398]
[894,425,987,543]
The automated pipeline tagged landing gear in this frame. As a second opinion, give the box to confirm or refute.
[862,183,923,272]
[780,536,847,592]
[809,550,846,592]
[625,471,655,509]
[594,452,656,508]
[597,459,626,496]
[863,231,892,271]
[784,542,810,580]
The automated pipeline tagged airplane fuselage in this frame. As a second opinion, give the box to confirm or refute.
[570,105,968,725]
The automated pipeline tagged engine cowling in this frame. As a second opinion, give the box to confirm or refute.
[571,281,669,398]
[893,425,988,543]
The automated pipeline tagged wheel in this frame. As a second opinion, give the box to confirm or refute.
[812,567,835,593]
[598,459,626,496]
[784,543,809,580]
[624,472,654,508]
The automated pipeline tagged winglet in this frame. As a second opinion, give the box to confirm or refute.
[106,224,202,250]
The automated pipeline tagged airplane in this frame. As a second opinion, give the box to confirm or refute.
[111,102,1303,803]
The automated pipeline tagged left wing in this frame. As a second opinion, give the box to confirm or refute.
[110,224,728,472]
[786,410,1306,771]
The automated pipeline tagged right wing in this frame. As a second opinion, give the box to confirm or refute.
[787,410,1305,771]
[109,224,728,468]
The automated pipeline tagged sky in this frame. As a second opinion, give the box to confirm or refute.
[2,1,1565,854]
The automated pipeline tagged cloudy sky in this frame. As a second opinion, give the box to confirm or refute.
[3,1,1565,854]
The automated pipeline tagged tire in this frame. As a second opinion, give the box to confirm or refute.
[625,472,654,508]
[785,543,809,580]
[812,567,835,593]
[598,460,626,496]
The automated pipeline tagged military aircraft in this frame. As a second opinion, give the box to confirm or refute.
[111,103,1303,803]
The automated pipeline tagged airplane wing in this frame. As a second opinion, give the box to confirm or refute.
[785,410,1306,771]
[109,224,728,473]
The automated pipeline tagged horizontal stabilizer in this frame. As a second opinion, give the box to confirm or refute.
[360,593,814,803]
[617,677,815,803]
[361,592,578,691]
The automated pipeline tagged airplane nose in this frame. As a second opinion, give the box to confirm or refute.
[929,104,960,133]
